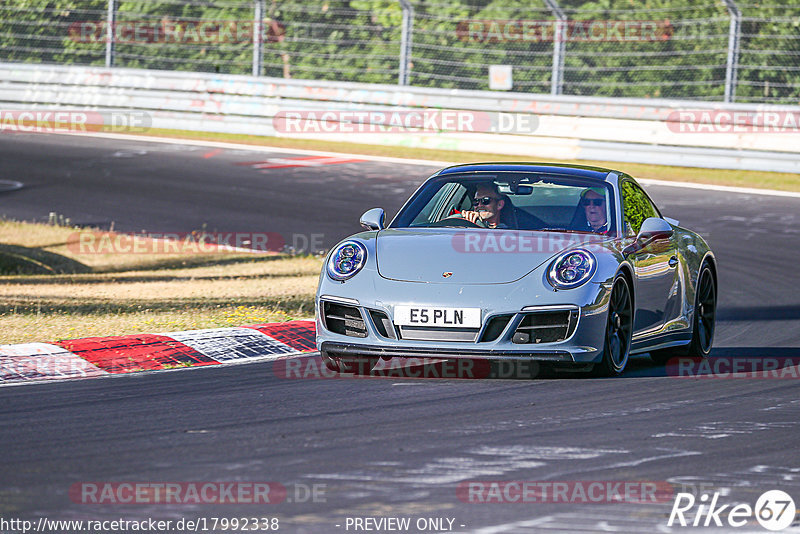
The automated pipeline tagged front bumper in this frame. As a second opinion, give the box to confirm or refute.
[320,341,574,362]
[315,285,612,365]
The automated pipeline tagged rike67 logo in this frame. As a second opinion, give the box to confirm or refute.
[668,489,796,531]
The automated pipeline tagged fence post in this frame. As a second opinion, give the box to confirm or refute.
[722,0,741,103]
[105,0,116,68]
[398,0,414,85]
[253,0,264,76]
[543,0,566,95]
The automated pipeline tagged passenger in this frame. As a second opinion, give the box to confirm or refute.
[578,187,609,233]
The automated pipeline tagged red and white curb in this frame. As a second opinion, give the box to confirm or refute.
[0,320,316,386]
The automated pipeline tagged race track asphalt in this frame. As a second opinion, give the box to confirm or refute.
[1,133,799,533]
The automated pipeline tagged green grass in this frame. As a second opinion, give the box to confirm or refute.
[0,219,321,344]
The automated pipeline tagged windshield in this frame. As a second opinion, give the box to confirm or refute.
[390,173,616,235]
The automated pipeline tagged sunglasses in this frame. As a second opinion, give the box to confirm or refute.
[581,198,605,206]
[472,196,499,206]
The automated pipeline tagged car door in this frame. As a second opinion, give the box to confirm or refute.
[620,180,679,335]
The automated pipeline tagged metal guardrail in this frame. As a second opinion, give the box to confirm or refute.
[0,62,798,173]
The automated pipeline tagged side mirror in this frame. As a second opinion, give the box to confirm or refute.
[360,208,385,231]
[637,217,674,242]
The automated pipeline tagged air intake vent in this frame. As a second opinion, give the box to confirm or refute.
[512,310,578,344]
[322,301,367,338]
[369,310,397,339]
[480,314,513,342]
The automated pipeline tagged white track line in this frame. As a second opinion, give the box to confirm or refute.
[0,179,24,192]
[50,131,800,199]
[637,177,800,199]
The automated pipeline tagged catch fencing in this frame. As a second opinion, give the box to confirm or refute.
[1,0,798,104]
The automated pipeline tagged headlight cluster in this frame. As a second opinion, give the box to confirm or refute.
[326,241,367,281]
[547,249,596,289]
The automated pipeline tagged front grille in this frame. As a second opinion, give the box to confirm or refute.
[479,314,514,342]
[322,301,367,338]
[398,326,479,342]
[512,309,578,344]
[369,310,397,339]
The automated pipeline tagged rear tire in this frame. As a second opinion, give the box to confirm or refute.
[320,351,378,375]
[650,263,716,365]
[592,275,633,377]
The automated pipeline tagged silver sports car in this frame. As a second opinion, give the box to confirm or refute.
[315,163,717,377]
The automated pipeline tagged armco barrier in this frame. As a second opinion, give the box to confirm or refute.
[1,62,798,172]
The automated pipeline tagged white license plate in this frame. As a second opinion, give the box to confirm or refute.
[394,306,481,328]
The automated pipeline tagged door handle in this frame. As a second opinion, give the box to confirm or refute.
[668,256,678,268]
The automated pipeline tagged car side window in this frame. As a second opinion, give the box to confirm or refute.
[621,181,659,236]
[410,182,468,225]
[444,183,471,218]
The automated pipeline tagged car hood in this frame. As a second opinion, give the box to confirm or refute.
[376,228,608,284]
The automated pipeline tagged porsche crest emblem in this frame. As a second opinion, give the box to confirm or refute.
[442,272,453,278]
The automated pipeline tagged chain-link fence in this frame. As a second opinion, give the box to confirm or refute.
[0,1,797,104]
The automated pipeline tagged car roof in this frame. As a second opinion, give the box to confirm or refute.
[435,162,616,181]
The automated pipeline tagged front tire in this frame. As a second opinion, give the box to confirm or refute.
[650,263,716,365]
[592,275,633,377]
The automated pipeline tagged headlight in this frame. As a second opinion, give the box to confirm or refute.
[547,249,596,289]
[326,241,367,281]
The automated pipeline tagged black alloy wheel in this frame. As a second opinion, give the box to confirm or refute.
[593,275,633,377]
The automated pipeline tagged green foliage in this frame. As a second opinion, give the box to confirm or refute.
[620,181,657,235]
[0,0,797,102]
[0,1,106,65]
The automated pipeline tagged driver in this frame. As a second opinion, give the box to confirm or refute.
[460,183,509,229]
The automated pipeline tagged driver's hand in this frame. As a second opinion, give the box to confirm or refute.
[461,210,482,224]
